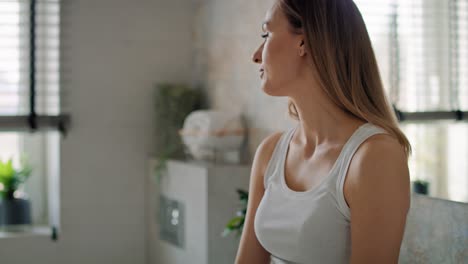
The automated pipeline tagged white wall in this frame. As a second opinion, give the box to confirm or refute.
[0,0,196,263]
[191,0,296,160]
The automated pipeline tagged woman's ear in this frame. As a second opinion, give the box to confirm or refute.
[299,40,306,56]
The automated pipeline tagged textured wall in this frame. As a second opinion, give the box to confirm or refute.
[193,0,468,263]
[192,0,295,162]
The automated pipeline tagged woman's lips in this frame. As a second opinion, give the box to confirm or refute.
[260,69,264,78]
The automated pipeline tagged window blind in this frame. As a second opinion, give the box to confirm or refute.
[455,0,468,110]
[354,0,468,122]
[355,0,468,203]
[0,0,69,134]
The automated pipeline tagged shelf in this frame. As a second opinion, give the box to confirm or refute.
[0,225,52,239]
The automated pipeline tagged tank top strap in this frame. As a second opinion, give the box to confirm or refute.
[264,125,297,189]
[335,123,390,220]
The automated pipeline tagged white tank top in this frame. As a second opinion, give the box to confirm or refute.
[254,122,389,264]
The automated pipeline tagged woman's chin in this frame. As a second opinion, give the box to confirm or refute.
[260,82,268,92]
[261,83,277,96]
[261,81,288,97]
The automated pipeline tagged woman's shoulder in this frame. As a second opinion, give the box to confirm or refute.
[352,132,406,174]
[256,131,285,167]
[358,132,403,158]
[345,132,409,205]
[255,130,285,173]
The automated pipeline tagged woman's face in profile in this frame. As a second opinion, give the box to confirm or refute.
[252,3,305,96]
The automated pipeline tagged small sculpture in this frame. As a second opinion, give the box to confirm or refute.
[179,110,245,162]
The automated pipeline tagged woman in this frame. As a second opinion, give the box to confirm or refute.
[235,1,412,264]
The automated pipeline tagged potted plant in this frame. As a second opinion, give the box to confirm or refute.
[412,179,429,195]
[0,154,33,226]
[153,83,203,183]
[222,189,248,239]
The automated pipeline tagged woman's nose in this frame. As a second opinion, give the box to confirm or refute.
[252,45,262,64]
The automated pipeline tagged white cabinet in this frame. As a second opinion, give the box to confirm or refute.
[146,158,251,264]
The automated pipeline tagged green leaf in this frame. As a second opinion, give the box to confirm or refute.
[221,228,232,237]
[237,189,248,200]
[225,216,244,230]
[0,154,33,194]
[0,157,15,180]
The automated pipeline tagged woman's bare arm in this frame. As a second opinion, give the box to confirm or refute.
[347,135,411,264]
[235,131,283,264]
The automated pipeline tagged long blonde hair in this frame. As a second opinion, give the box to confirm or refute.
[279,0,412,159]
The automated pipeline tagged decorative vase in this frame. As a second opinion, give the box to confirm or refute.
[0,190,32,226]
[179,110,245,163]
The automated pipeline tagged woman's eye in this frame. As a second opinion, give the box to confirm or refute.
[261,33,269,39]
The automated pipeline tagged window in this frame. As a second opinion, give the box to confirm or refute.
[0,0,67,233]
[354,0,468,203]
